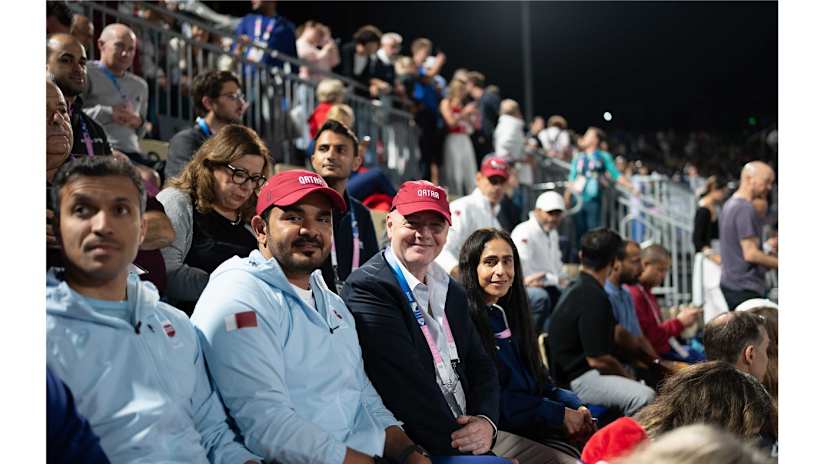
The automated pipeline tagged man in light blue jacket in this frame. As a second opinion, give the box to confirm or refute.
[46,157,260,464]
[192,169,431,464]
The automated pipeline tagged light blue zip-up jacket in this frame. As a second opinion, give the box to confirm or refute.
[191,250,400,464]
[46,271,260,464]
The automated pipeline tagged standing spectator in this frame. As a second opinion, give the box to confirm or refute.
[342,181,500,457]
[336,25,390,98]
[566,127,635,242]
[165,70,246,179]
[628,244,704,362]
[407,38,445,182]
[310,120,380,294]
[70,14,95,54]
[459,229,594,463]
[494,99,531,212]
[539,115,572,160]
[375,32,402,84]
[719,161,777,309]
[547,228,655,417]
[692,176,730,321]
[46,157,261,464]
[440,79,477,197]
[158,125,270,313]
[435,156,512,277]
[511,191,568,334]
[526,115,545,151]
[191,170,430,464]
[234,0,297,69]
[82,24,149,165]
[465,71,500,163]
[308,78,346,138]
[296,21,340,83]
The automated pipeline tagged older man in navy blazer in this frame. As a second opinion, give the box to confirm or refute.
[342,181,500,457]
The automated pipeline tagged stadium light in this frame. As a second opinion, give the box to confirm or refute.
[603,111,613,122]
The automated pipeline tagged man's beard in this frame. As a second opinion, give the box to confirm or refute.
[620,271,639,286]
[272,236,328,275]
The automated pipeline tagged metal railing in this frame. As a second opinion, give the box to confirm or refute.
[529,156,696,307]
[71,1,420,180]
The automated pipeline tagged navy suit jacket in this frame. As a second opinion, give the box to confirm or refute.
[341,251,500,456]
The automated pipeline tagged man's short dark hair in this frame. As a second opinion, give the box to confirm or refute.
[353,25,382,46]
[704,312,767,365]
[47,1,73,28]
[615,239,637,261]
[313,119,359,155]
[191,70,241,117]
[580,228,623,271]
[466,71,485,87]
[51,157,147,223]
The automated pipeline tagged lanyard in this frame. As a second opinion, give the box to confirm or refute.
[490,304,512,340]
[69,106,95,158]
[97,62,130,103]
[253,16,275,44]
[330,194,360,292]
[386,251,463,416]
[196,117,212,138]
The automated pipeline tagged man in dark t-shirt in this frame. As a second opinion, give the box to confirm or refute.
[719,161,778,310]
[548,228,655,416]
[310,120,380,294]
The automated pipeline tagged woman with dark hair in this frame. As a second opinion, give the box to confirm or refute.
[692,175,730,321]
[158,124,270,312]
[459,228,595,463]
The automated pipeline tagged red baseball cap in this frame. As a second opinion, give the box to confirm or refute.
[480,155,510,180]
[255,169,346,215]
[391,180,451,225]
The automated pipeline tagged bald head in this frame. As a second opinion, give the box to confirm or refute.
[98,24,137,74]
[70,14,94,51]
[739,161,775,200]
[47,33,87,99]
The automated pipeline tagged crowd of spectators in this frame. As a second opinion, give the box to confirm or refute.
[45,2,779,463]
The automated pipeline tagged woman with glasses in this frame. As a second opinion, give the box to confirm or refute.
[458,228,595,463]
[158,124,270,313]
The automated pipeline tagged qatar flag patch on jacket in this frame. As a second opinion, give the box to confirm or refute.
[161,320,176,337]
[225,311,258,332]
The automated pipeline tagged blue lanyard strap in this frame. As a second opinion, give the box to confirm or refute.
[97,62,130,102]
[196,117,212,138]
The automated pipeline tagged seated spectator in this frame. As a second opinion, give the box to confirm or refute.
[70,14,94,54]
[440,79,478,197]
[165,70,246,179]
[192,170,430,464]
[309,120,380,293]
[82,24,149,167]
[233,0,296,69]
[342,181,500,456]
[47,367,110,463]
[158,125,270,313]
[308,78,346,138]
[336,25,391,98]
[548,228,655,417]
[46,157,260,463]
[435,156,513,277]
[746,305,778,400]
[627,244,704,362]
[296,20,340,82]
[582,362,777,463]
[617,424,775,464]
[511,191,568,334]
[459,228,595,463]
[703,311,770,384]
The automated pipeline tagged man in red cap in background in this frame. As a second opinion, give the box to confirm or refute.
[191,170,430,464]
[435,155,512,277]
[342,180,502,458]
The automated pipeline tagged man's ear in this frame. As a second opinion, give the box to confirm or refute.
[201,96,214,113]
[251,215,268,246]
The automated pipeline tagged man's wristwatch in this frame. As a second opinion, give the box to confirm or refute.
[397,444,428,464]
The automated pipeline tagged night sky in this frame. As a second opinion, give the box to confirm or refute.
[208,1,777,133]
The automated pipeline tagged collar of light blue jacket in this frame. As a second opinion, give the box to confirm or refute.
[224,249,341,329]
[46,269,153,332]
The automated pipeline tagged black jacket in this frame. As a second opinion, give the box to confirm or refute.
[341,252,500,455]
[320,193,380,293]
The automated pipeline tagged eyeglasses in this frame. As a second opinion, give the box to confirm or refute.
[223,164,266,189]
[219,92,246,102]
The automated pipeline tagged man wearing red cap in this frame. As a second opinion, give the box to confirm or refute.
[435,155,511,277]
[342,180,501,457]
[191,170,429,464]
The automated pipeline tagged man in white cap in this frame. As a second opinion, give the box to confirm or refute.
[511,190,568,334]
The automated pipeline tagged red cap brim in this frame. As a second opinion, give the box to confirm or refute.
[394,201,452,225]
[258,185,347,215]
